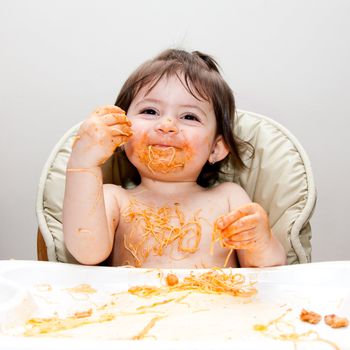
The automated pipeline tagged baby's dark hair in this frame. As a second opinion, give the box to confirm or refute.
[115,49,253,187]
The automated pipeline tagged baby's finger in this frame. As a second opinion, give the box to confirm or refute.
[101,113,131,126]
[112,135,131,149]
[92,105,126,117]
[223,236,257,250]
[221,215,257,236]
[216,203,257,230]
[221,226,256,242]
[99,113,122,126]
[112,114,132,126]
[110,124,133,137]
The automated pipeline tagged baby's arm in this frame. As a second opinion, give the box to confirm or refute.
[215,184,286,267]
[63,106,132,265]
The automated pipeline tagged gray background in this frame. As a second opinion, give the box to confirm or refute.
[1,0,349,262]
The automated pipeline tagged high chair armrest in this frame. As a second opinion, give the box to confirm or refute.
[37,228,48,261]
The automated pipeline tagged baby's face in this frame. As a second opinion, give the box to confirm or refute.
[125,75,218,181]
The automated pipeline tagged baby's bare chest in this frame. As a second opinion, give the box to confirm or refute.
[113,193,230,267]
[120,194,228,234]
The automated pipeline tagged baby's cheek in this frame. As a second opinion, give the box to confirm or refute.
[124,131,147,155]
[123,142,135,164]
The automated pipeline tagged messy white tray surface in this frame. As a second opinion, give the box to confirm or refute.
[0,260,349,350]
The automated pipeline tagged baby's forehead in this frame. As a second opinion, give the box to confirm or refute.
[133,75,213,110]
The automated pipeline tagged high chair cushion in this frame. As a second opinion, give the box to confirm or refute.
[36,110,316,264]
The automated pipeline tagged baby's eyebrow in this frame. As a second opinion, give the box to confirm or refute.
[135,98,163,107]
[179,104,207,117]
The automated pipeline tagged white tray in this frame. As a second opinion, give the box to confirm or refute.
[0,260,349,350]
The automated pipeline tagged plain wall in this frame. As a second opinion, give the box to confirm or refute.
[1,0,349,262]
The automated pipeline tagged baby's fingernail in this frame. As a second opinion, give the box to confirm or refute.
[216,219,223,228]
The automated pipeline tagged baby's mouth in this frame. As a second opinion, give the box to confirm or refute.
[137,144,189,174]
[149,143,181,149]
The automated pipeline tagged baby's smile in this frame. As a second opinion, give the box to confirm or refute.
[137,143,192,174]
[151,144,179,148]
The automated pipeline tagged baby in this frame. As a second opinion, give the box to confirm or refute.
[63,49,286,268]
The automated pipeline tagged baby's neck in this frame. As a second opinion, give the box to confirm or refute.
[139,177,203,196]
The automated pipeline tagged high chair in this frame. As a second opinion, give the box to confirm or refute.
[36,110,316,265]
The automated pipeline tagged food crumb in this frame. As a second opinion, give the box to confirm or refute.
[324,314,349,328]
[300,308,322,324]
[166,273,179,287]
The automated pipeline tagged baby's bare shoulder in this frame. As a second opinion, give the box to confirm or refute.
[103,184,130,204]
[211,182,251,207]
[210,182,246,195]
[103,183,127,195]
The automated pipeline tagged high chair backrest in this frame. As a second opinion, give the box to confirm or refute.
[36,110,316,264]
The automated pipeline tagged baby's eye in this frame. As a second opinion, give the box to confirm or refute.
[182,114,200,122]
[141,108,157,115]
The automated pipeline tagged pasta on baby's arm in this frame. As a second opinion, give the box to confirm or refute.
[63,106,133,265]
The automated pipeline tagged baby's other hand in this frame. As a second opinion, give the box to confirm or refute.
[215,203,272,252]
[70,105,133,168]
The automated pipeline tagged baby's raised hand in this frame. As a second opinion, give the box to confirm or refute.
[70,105,133,168]
[214,203,272,252]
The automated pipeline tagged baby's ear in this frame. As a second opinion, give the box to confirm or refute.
[208,135,229,164]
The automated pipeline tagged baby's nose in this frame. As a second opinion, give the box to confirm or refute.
[156,116,178,134]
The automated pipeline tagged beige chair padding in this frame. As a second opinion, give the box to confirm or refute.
[36,110,316,265]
